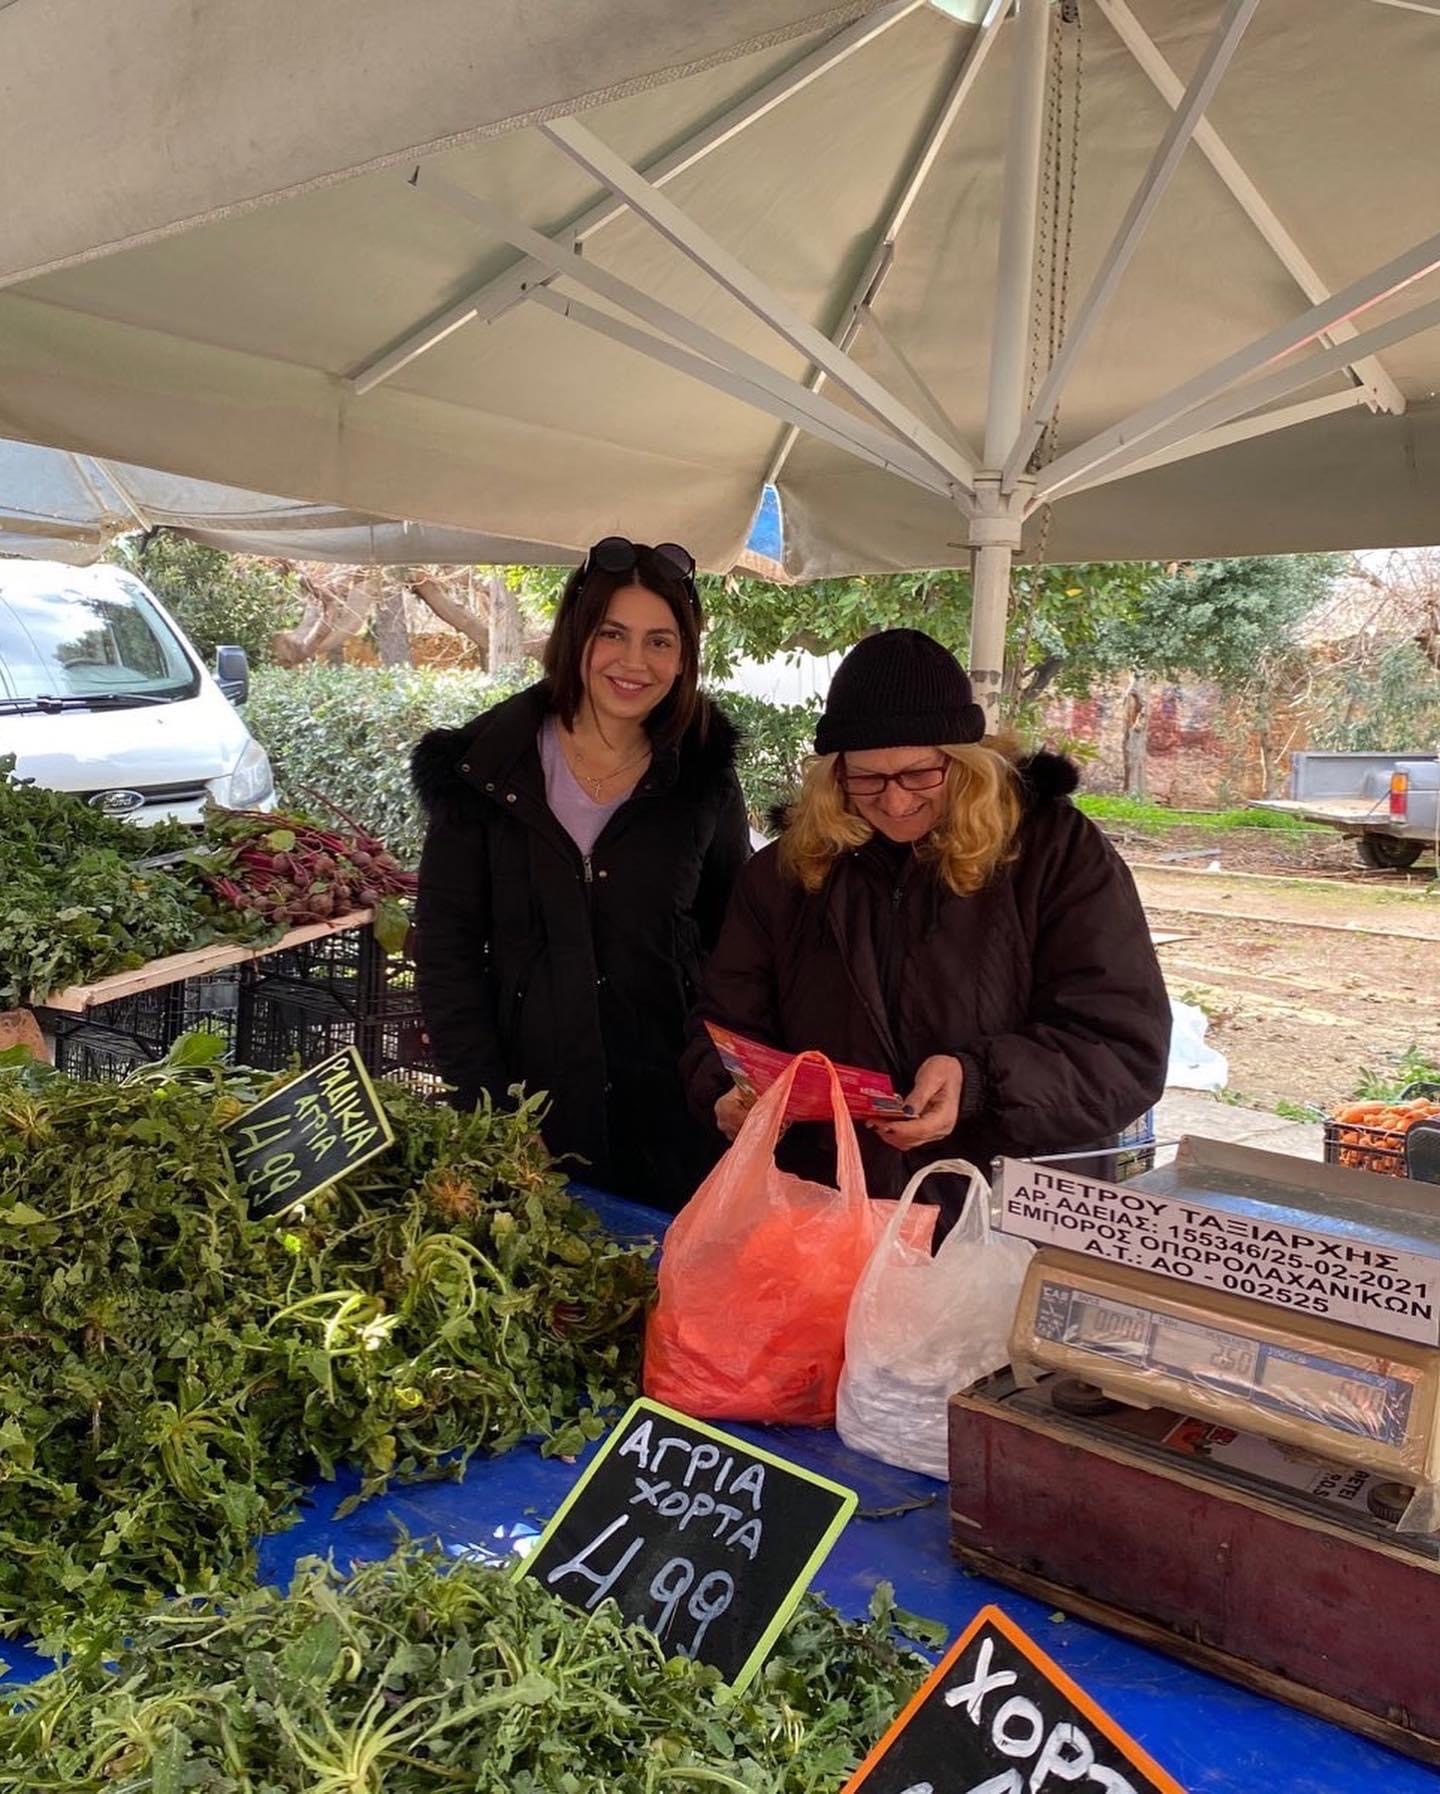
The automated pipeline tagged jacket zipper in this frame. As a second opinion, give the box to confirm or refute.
[825,901,904,1084]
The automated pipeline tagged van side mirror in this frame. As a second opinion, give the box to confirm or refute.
[215,645,250,706]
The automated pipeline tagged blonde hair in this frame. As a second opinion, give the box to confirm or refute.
[778,735,1024,896]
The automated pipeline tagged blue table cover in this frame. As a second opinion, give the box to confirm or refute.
[4,1188,1438,1791]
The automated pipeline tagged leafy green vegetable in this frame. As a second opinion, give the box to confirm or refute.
[0,1544,927,1790]
[0,1050,653,1648]
[0,762,417,1006]
[0,761,272,1005]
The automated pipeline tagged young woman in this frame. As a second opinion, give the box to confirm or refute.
[683,628,1170,1231]
[412,538,749,1209]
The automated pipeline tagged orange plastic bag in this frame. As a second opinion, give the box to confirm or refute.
[645,1051,880,1425]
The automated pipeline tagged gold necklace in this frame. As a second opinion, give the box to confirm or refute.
[565,733,651,801]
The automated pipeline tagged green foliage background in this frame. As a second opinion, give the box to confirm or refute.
[244,666,816,860]
[1306,639,1440,753]
[106,535,301,665]
[245,664,534,860]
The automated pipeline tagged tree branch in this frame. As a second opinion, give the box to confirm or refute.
[406,571,488,652]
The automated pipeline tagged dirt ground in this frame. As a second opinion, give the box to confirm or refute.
[1104,838,1440,1113]
[1103,818,1438,880]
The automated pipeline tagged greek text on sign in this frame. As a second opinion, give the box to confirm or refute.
[518,1398,855,1691]
[843,1603,1186,1794]
[222,1046,394,1219]
[994,1158,1440,1347]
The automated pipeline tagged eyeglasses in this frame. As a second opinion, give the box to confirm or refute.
[838,763,948,797]
[582,536,699,608]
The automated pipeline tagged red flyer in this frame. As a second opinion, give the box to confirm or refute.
[704,1021,911,1123]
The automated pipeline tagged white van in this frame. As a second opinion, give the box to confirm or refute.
[0,558,274,826]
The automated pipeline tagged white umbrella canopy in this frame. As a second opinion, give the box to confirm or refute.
[0,0,864,284]
[0,437,579,567]
[2,0,1439,711]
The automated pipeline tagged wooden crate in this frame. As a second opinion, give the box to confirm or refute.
[948,1374,1440,1766]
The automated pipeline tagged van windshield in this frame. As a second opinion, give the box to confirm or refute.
[0,573,199,705]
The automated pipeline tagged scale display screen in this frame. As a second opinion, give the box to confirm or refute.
[1035,1280,1417,1448]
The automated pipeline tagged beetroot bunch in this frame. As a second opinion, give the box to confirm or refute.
[200,809,416,931]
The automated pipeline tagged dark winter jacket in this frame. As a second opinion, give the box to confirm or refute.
[411,683,750,1208]
[681,752,1170,1226]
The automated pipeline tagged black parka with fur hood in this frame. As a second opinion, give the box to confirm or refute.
[681,751,1170,1227]
[412,683,749,1208]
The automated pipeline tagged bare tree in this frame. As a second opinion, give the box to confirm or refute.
[404,568,489,656]
[1121,674,1149,798]
[263,560,545,669]
[372,567,413,666]
[486,572,525,669]
[269,563,386,666]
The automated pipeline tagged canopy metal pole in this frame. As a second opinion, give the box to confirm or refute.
[968,0,1050,723]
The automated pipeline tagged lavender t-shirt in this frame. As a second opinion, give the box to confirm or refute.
[539,718,632,855]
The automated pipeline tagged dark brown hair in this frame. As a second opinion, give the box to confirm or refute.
[542,546,706,752]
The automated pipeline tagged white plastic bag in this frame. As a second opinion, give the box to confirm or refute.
[836,1159,1034,1479]
[1166,997,1228,1092]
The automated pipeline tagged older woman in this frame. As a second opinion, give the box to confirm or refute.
[683,628,1170,1228]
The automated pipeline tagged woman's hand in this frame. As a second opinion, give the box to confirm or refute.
[871,1054,964,1150]
[714,1086,755,1141]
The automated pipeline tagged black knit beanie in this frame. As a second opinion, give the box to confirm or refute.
[814,628,987,755]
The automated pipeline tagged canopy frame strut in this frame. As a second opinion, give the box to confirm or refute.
[539,114,978,494]
[1045,284,1440,503]
[1067,387,1371,494]
[1094,0,1406,416]
[416,171,961,501]
[1002,0,1264,489]
[349,0,924,396]
[1041,222,1440,501]
[765,2,1005,488]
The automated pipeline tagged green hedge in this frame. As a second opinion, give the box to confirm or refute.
[244,666,818,863]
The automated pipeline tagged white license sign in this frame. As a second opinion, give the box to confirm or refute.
[994,1158,1440,1348]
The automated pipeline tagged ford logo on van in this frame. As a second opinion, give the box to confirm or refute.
[89,789,146,816]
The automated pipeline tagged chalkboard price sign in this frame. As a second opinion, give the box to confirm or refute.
[222,1045,394,1219]
[519,1398,856,1691]
[844,1604,1187,1794]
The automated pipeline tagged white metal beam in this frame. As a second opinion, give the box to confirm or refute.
[540,114,978,492]
[417,172,959,498]
[856,304,971,452]
[1061,388,1370,495]
[1002,0,1262,486]
[1042,289,1440,502]
[87,459,154,529]
[1095,0,1406,416]
[971,0,1050,722]
[1037,223,1440,498]
[348,0,923,396]
[765,2,1003,487]
[524,285,958,500]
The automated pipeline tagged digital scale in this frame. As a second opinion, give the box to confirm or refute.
[1011,1252,1440,1493]
[946,1136,1440,1764]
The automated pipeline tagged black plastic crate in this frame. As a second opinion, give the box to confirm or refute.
[255,926,370,992]
[38,972,242,1082]
[236,926,437,1092]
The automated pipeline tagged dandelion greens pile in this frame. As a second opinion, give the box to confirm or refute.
[0,1545,929,1791]
[0,1046,652,1647]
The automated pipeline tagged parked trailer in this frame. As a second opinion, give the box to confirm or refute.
[1251,751,1440,869]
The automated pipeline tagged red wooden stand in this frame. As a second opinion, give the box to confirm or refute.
[948,1374,1440,1766]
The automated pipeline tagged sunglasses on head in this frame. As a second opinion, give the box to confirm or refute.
[838,760,948,797]
[582,535,699,608]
